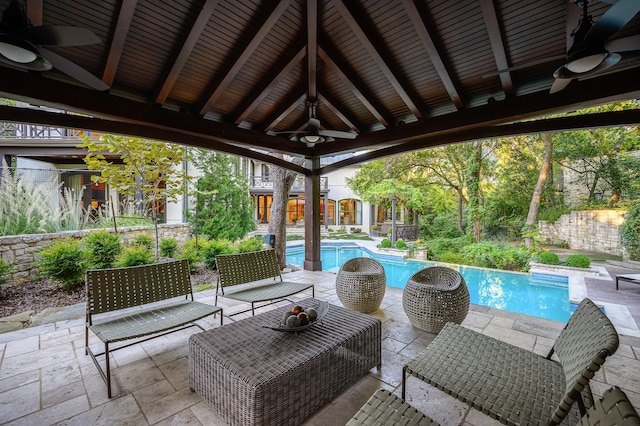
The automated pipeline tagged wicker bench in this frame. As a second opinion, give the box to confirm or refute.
[215,249,314,315]
[85,260,223,398]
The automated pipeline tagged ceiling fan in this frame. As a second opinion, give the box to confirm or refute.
[550,0,640,93]
[274,101,357,147]
[0,0,109,90]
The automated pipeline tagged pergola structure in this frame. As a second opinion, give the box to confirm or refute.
[0,0,639,270]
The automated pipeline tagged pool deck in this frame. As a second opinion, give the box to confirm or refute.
[1,248,639,424]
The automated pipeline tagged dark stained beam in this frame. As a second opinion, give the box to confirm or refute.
[25,0,43,26]
[0,105,310,174]
[198,1,291,115]
[317,93,359,132]
[480,0,514,98]
[331,0,424,119]
[315,67,640,156]
[262,92,306,132]
[0,67,306,156]
[307,0,318,101]
[319,109,640,174]
[232,44,306,125]
[318,45,390,127]
[155,0,219,104]
[103,0,138,87]
[403,0,464,109]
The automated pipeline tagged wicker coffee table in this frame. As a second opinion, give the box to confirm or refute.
[189,298,382,426]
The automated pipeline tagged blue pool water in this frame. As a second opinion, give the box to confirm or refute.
[286,243,572,322]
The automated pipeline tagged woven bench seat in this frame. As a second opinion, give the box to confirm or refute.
[215,249,314,315]
[403,298,619,426]
[347,389,439,426]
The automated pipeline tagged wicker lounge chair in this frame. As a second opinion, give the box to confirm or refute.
[336,257,386,312]
[402,298,619,426]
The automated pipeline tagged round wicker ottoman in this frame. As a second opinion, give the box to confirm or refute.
[402,266,470,333]
[336,257,386,312]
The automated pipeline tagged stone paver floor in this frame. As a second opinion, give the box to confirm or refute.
[1,264,640,425]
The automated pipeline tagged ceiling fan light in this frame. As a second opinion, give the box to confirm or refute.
[566,53,607,73]
[0,35,52,71]
[301,134,324,144]
[0,41,36,62]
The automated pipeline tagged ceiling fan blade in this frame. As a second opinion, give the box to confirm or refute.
[307,117,320,132]
[318,129,356,139]
[584,0,640,47]
[36,46,109,91]
[605,35,640,52]
[22,25,101,46]
[566,0,582,51]
[549,77,572,94]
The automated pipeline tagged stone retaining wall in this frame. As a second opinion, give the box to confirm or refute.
[0,223,191,283]
[538,210,626,256]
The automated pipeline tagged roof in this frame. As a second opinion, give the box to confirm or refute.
[0,0,639,175]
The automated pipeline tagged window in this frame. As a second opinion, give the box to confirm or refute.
[338,199,362,225]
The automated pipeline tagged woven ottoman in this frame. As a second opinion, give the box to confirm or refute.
[402,266,469,333]
[336,257,386,312]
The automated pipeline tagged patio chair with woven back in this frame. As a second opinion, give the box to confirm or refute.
[402,298,620,426]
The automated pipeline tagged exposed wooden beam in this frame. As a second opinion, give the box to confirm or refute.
[102,0,138,87]
[317,93,359,132]
[403,0,464,109]
[154,0,219,104]
[307,0,318,101]
[198,1,291,115]
[232,44,306,125]
[480,0,514,97]
[318,45,390,127]
[0,105,310,174]
[331,0,424,119]
[319,109,640,174]
[25,0,42,26]
[263,93,306,132]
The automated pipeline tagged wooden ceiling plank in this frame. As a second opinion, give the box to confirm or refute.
[402,0,464,109]
[480,0,514,97]
[154,0,220,104]
[198,0,292,115]
[233,45,306,125]
[307,0,318,101]
[318,46,389,126]
[263,93,307,132]
[317,93,359,132]
[102,0,138,87]
[331,0,424,119]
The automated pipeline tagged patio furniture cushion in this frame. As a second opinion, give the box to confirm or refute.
[403,298,619,425]
[336,257,386,312]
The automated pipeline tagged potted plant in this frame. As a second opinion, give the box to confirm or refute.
[370,224,380,237]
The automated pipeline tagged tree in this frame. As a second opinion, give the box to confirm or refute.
[524,133,554,248]
[466,140,483,243]
[190,150,255,240]
[80,135,191,255]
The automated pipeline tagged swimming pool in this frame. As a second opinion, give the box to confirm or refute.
[286,243,572,322]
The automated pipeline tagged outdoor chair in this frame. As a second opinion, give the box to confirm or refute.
[336,257,386,312]
[402,298,620,425]
[402,266,470,333]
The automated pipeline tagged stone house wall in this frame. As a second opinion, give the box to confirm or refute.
[538,210,626,256]
[0,223,191,283]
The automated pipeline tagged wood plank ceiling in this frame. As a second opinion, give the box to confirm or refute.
[0,0,639,174]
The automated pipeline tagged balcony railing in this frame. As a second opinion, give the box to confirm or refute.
[250,175,328,191]
[0,122,98,141]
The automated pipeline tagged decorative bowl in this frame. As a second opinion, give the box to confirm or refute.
[263,301,329,332]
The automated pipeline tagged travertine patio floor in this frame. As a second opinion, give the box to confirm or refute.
[1,263,639,425]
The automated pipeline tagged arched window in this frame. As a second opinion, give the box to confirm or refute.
[321,199,336,225]
[338,199,362,225]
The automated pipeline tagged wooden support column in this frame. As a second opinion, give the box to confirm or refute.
[304,157,322,271]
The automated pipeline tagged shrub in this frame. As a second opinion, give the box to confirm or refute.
[132,233,154,250]
[116,244,155,267]
[438,251,464,264]
[564,254,590,269]
[159,237,178,257]
[35,237,87,290]
[620,203,640,261]
[83,230,121,269]
[177,238,202,271]
[370,224,380,231]
[424,236,473,261]
[395,239,407,249]
[379,238,393,248]
[201,239,234,269]
[0,258,15,285]
[235,236,264,253]
[460,242,531,271]
[537,251,560,265]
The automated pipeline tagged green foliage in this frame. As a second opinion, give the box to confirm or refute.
[235,236,264,253]
[395,239,407,249]
[460,242,531,271]
[621,203,640,261]
[0,258,15,285]
[176,238,202,270]
[83,230,122,269]
[35,238,87,290]
[564,254,590,269]
[322,233,373,241]
[438,251,464,264]
[379,238,393,248]
[537,206,572,223]
[537,251,560,265]
[370,224,380,231]
[159,237,178,257]
[116,244,155,267]
[189,150,255,241]
[132,233,154,250]
[424,236,473,261]
[201,239,234,269]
